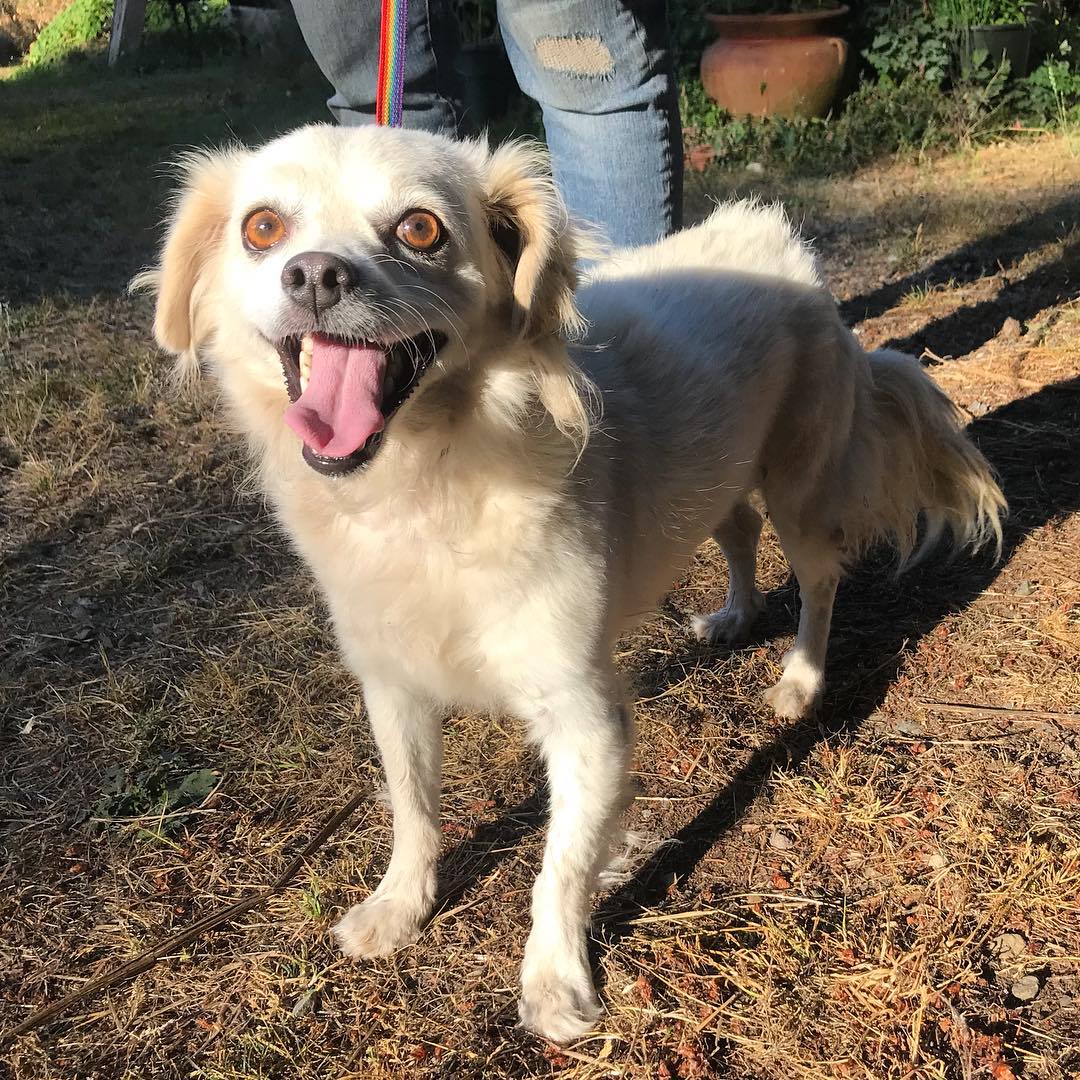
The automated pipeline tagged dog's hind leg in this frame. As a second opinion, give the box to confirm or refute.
[761,505,843,720]
[692,498,767,645]
[333,678,442,958]
[513,676,633,1043]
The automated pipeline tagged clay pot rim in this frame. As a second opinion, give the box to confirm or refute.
[706,5,849,39]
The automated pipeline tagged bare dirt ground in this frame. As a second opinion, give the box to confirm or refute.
[0,1,69,56]
[1,65,1079,1080]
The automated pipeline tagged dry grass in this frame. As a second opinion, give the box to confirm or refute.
[2,82,1079,1079]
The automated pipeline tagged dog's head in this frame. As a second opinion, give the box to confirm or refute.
[137,124,592,477]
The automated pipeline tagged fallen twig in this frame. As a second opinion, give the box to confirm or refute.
[3,783,371,1042]
[921,701,1080,726]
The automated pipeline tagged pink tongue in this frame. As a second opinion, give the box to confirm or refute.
[283,336,386,457]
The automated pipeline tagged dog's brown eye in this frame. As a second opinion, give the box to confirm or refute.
[243,208,287,252]
[395,211,441,252]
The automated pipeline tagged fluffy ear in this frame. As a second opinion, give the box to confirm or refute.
[480,141,600,450]
[130,149,241,386]
[482,140,594,341]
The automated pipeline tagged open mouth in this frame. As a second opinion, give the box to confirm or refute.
[275,330,447,476]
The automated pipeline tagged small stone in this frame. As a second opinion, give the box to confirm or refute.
[1014,580,1033,596]
[925,852,947,870]
[895,717,925,738]
[968,400,990,416]
[995,933,1027,963]
[999,317,1023,340]
[746,161,765,176]
[1010,975,1040,1002]
[768,830,794,851]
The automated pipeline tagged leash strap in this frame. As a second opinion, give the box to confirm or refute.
[376,0,410,127]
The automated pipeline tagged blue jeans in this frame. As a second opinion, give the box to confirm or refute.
[289,0,683,246]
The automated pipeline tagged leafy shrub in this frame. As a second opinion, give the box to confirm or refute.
[26,0,229,68]
[1025,45,1080,123]
[862,11,952,85]
[91,754,217,833]
[703,75,949,175]
[932,0,1029,29]
[26,0,112,65]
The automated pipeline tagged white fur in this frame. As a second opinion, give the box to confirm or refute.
[138,125,1005,1043]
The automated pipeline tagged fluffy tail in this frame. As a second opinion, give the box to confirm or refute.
[867,349,1006,566]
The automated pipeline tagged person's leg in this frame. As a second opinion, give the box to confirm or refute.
[290,0,462,135]
[498,0,682,246]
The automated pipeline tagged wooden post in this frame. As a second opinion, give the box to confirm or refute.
[108,0,148,66]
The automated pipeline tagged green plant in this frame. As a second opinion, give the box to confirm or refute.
[698,74,950,177]
[862,11,952,85]
[943,48,1016,143]
[669,0,716,78]
[1024,41,1080,125]
[26,0,229,68]
[26,0,112,65]
[681,76,726,140]
[932,0,1028,29]
[91,752,217,832]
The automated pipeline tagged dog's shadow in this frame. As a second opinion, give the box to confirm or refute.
[434,374,1080,945]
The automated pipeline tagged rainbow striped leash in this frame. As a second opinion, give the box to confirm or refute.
[376,0,410,127]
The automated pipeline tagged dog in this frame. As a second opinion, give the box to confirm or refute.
[136,123,1005,1043]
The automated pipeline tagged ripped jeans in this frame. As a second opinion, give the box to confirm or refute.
[288,0,683,246]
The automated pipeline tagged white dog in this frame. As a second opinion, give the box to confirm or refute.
[137,124,1004,1043]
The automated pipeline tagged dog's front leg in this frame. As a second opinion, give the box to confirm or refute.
[516,680,632,1043]
[334,678,442,958]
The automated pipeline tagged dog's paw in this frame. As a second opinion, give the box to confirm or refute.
[763,664,823,720]
[692,591,766,646]
[333,894,426,959]
[518,973,602,1044]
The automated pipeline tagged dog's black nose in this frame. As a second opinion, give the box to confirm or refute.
[281,251,357,314]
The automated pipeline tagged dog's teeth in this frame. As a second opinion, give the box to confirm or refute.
[301,334,314,354]
[299,347,312,392]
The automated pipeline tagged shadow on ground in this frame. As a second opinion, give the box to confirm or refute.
[597,374,1080,936]
[839,192,1080,327]
[424,373,1080,935]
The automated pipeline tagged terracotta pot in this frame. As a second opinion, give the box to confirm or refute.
[701,6,849,120]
